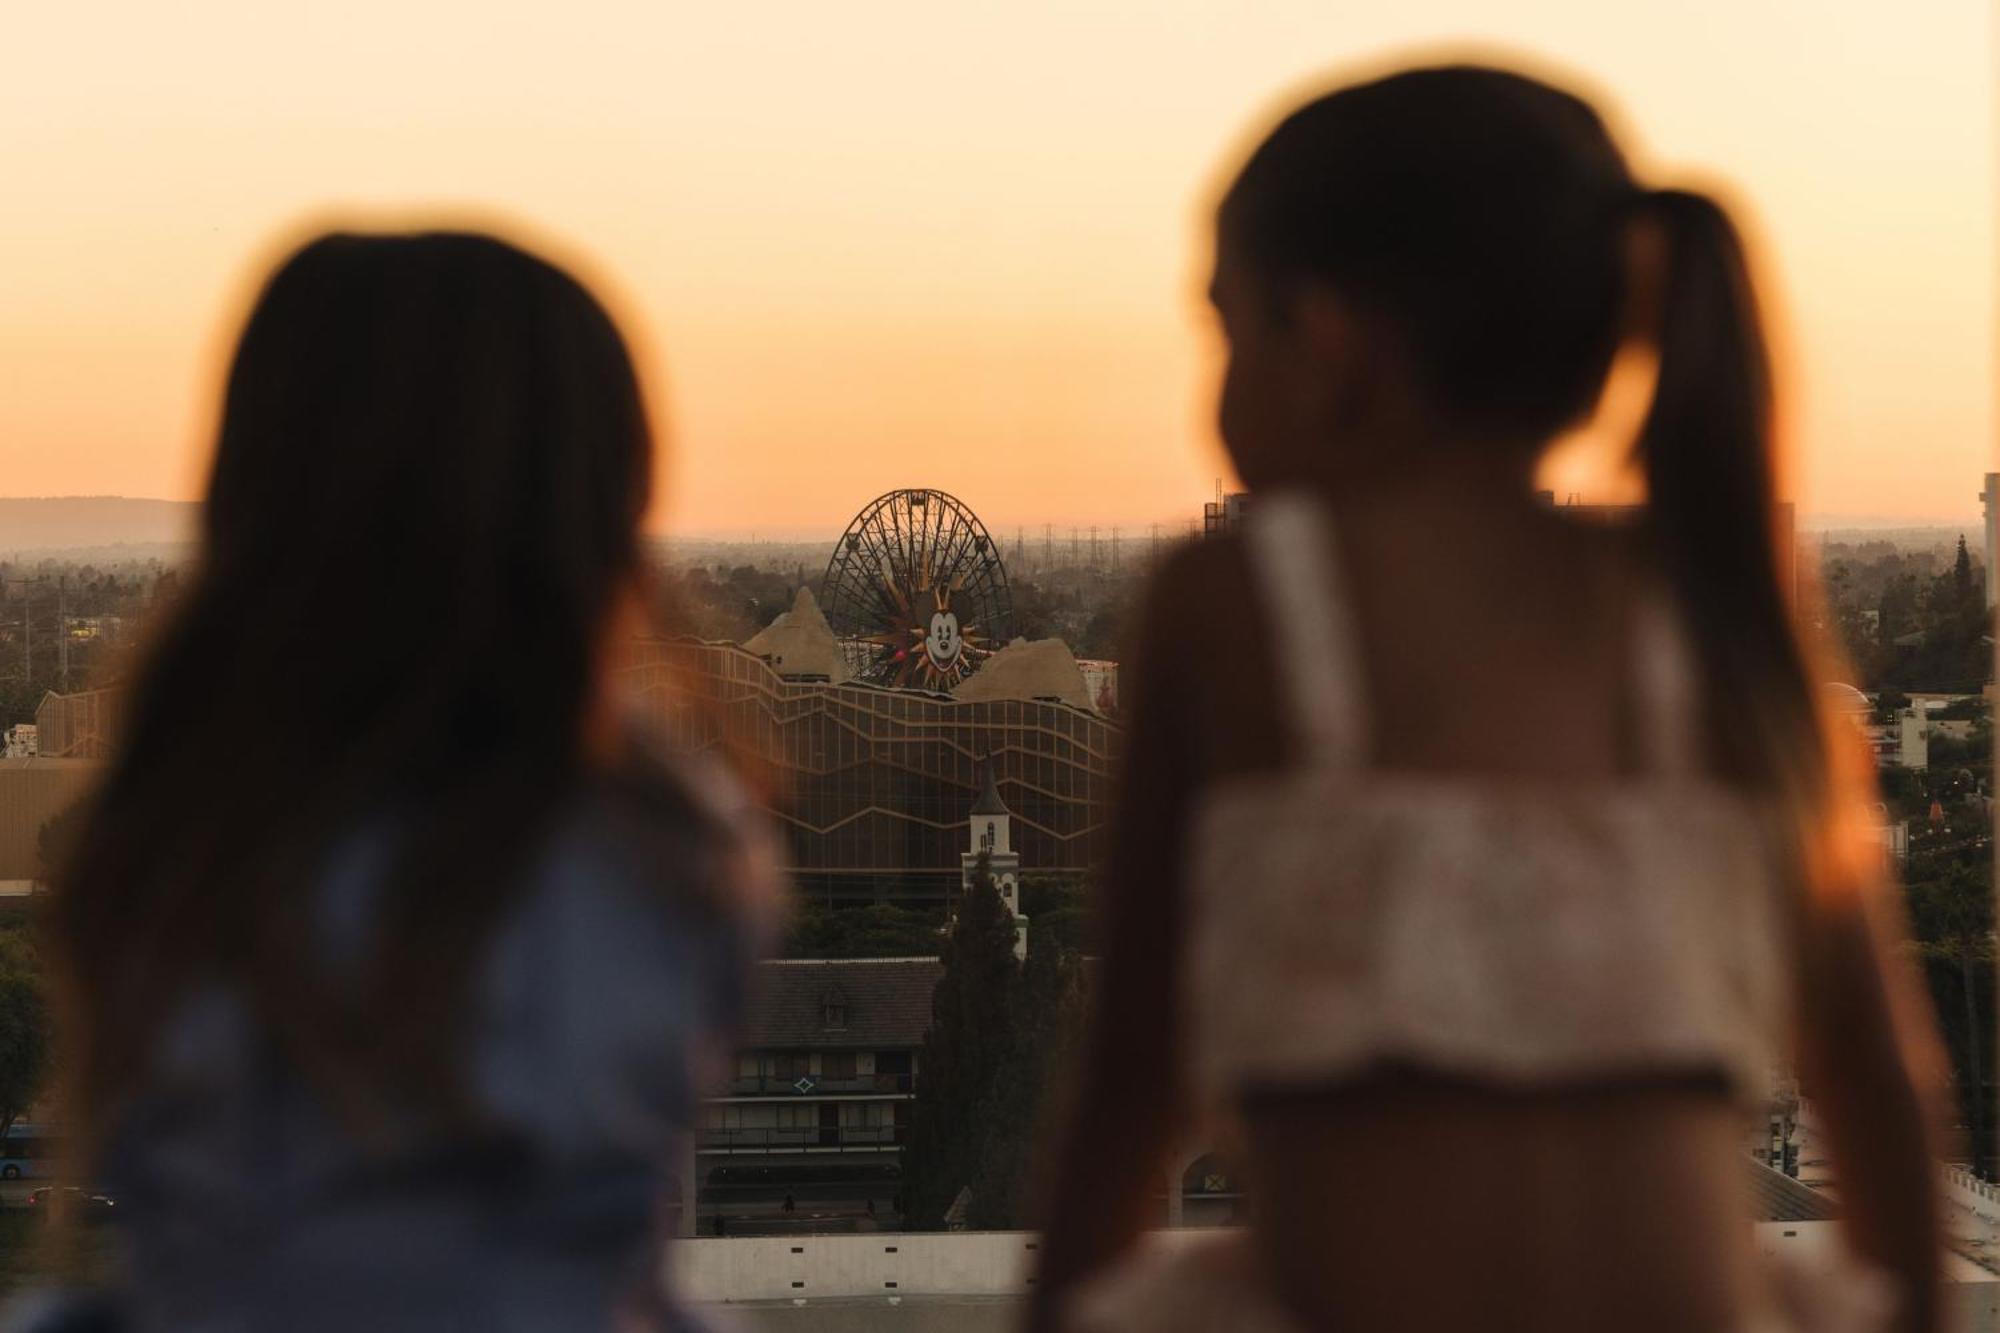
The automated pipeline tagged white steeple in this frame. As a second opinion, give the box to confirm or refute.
[962,759,1026,960]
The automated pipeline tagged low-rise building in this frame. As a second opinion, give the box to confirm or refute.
[1202,492,1250,537]
[1075,659,1119,714]
[1899,706,1931,769]
[698,956,942,1228]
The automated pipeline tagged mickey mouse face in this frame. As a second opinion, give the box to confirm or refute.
[926,610,962,666]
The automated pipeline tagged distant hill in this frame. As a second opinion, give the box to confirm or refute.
[0,497,199,556]
[1812,525,1983,554]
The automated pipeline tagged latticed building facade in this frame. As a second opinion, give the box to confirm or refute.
[35,687,125,760]
[620,638,1118,904]
[37,640,1118,904]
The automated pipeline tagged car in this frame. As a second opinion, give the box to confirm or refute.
[0,1123,62,1181]
[25,1187,119,1223]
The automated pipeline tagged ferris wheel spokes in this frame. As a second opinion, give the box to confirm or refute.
[819,489,1015,691]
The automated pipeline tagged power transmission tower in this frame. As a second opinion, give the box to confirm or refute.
[1,575,52,697]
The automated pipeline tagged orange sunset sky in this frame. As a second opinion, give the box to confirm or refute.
[2,1,1993,538]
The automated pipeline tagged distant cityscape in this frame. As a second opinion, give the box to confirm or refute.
[1,479,1996,1247]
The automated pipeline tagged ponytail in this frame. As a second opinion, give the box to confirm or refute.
[1635,188,1826,809]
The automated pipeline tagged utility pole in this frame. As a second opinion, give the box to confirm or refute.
[1110,527,1122,573]
[3,575,53,698]
[56,575,68,694]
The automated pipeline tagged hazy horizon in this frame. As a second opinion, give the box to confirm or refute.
[4,1,1991,532]
[0,493,1989,551]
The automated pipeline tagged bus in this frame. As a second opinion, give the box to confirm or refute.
[0,1123,62,1181]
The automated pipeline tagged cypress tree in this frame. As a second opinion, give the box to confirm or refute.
[900,857,1023,1227]
[967,913,1088,1229]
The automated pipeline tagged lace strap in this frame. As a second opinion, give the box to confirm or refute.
[1243,492,1368,768]
[1633,594,1702,778]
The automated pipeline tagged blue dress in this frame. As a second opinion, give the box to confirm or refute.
[21,772,771,1333]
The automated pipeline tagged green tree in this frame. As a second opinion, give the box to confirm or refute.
[1020,873,1091,957]
[783,902,944,959]
[0,930,52,1140]
[899,864,1094,1229]
[1906,859,1996,1177]
[965,911,1088,1229]
[900,859,1024,1228]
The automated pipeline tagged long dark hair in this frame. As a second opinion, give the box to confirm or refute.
[51,230,669,1149]
[1222,65,1828,809]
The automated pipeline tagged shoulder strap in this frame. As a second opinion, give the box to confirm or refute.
[1243,491,1368,769]
[1632,594,1702,778]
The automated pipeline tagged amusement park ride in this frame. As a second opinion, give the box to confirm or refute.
[818,489,1016,691]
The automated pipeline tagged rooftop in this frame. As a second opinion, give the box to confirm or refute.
[1743,1158,1840,1223]
[969,762,1010,817]
[742,586,853,683]
[950,637,1096,711]
[742,957,943,1050]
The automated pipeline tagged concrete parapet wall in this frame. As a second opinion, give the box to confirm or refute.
[677,1228,2000,1332]
[673,1232,1037,1305]
[710,1296,1021,1333]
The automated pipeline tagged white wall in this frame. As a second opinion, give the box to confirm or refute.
[672,1232,1037,1304]
[675,1229,2000,1331]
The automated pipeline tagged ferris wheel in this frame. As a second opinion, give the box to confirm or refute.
[819,489,1015,690]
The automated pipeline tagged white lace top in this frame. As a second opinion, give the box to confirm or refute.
[1186,492,1796,1105]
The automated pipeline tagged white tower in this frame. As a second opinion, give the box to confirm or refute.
[962,760,1026,960]
[1899,704,1930,771]
[1982,473,1998,609]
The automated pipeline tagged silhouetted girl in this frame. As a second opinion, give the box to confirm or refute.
[37,231,777,1331]
[1034,64,1944,1333]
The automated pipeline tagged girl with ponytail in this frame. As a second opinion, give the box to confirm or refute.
[1032,64,1945,1333]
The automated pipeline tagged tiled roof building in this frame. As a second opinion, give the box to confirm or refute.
[739,957,942,1052]
[700,957,943,1225]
